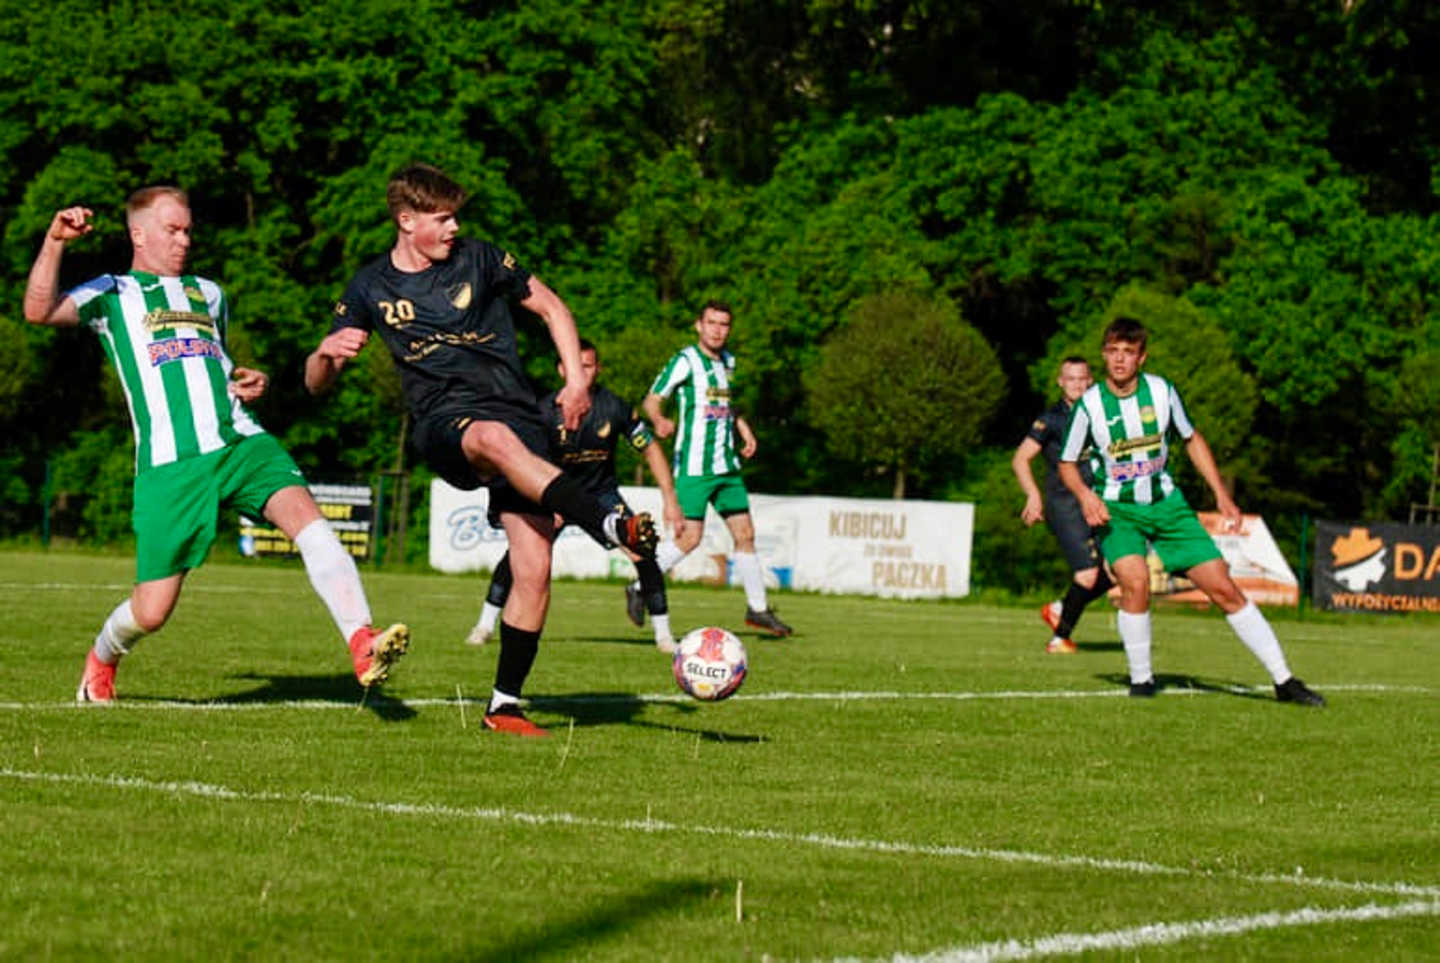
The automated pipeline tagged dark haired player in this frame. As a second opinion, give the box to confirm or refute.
[468,339,684,652]
[1058,317,1323,705]
[1012,356,1113,653]
[306,163,657,736]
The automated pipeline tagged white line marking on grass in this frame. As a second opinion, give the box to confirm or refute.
[2,767,1436,900]
[847,900,1440,962]
[0,683,1427,713]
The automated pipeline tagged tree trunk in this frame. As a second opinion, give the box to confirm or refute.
[892,465,906,500]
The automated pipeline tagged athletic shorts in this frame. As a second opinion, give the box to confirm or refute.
[675,472,750,520]
[132,433,305,582]
[1044,488,1103,573]
[1098,490,1222,573]
[412,399,550,524]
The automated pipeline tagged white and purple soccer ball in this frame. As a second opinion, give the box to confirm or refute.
[672,626,747,702]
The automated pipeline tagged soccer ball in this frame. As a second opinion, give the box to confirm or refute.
[672,626,747,702]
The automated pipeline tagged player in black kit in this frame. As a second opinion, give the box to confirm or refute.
[305,163,657,737]
[1011,356,1114,653]
[468,340,685,653]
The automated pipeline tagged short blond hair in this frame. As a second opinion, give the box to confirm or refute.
[125,186,189,228]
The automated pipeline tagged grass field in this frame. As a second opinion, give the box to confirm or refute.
[1,549,1436,961]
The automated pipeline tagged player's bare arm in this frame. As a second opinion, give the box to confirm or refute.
[23,207,93,325]
[1185,429,1242,529]
[228,367,270,403]
[1011,437,1046,525]
[519,276,590,431]
[642,392,674,439]
[735,415,758,459]
[1058,461,1109,527]
[304,328,369,395]
[641,436,684,538]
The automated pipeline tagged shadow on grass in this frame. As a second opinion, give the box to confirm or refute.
[1075,640,1123,653]
[465,879,715,963]
[1095,672,1274,702]
[528,691,766,743]
[206,672,417,721]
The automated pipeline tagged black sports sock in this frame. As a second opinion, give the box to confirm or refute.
[494,622,541,700]
[1055,568,1114,638]
[486,552,513,608]
[636,558,668,615]
[540,473,610,544]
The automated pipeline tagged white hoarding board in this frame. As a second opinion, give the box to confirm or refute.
[429,480,972,599]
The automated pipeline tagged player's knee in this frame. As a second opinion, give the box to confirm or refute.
[675,528,702,552]
[1073,567,1099,590]
[130,600,171,633]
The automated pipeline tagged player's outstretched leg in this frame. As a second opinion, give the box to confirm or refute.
[349,623,410,688]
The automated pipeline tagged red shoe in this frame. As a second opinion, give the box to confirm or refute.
[1040,600,1062,633]
[482,704,551,737]
[348,623,410,687]
[76,650,117,704]
[608,509,658,558]
[1045,636,1077,654]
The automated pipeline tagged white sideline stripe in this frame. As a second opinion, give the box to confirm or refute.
[0,683,1427,713]
[2,767,1436,900]
[849,900,1440,962]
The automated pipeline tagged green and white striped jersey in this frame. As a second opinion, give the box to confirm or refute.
[1059,373,1195,504]
[69,271,265,475]
[649,344,740,477]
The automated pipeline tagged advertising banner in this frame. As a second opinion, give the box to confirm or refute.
[1142,512,1298,607]
[1312,520,1440,613]
[240,482,375,560]
[429,481,974,599]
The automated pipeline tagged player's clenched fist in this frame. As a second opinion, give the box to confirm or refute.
[49,207,94,242]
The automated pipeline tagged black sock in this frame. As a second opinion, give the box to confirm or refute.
[1056,569,1113,638]
[636,558,668,615]
[540,474,609,544]
[486,552,513,608]
[494,622,541,701]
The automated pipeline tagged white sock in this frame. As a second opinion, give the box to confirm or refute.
[732,551,768,611]
[294,519,372,642]
[1226,600,1291,684]
[1116,610,1153,684]
[489,688,520,712]
[478,601,502,635]
[655,539,687,574]
[652,612,672,642]
[93,599,145,664]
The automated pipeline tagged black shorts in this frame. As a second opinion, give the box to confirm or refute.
[1044,488,1103,573]
[413,399,550,524]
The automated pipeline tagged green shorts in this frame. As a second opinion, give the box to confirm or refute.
[132,433,307,582]
[675,472,751,520]
[1099,491,1222,574]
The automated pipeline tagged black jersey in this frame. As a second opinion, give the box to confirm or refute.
[331,237,536,417]
[539,384,653,494]
[1025,400,1095,497]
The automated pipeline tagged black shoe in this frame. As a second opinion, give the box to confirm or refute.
[1274,677,1326,707]
[1129,678,1157,698]
[608,509,658,558]
[745,607,792,637]
[624,581,645,627]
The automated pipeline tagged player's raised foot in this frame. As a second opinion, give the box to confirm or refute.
[465,619,491,647]
[745,607,793,637]
[76,650,117,704]
[349,623,410,687]
[605,508,658,558]
[624,581,646,627]
[1045,636,1077,654]
[482,704,550,738]
[1274,677,1326,708]
[1129,678,1157,698]
[1040,600,1062,633]
[655,633,678,655]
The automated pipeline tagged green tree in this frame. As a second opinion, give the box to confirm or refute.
[805,291,1005,498]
